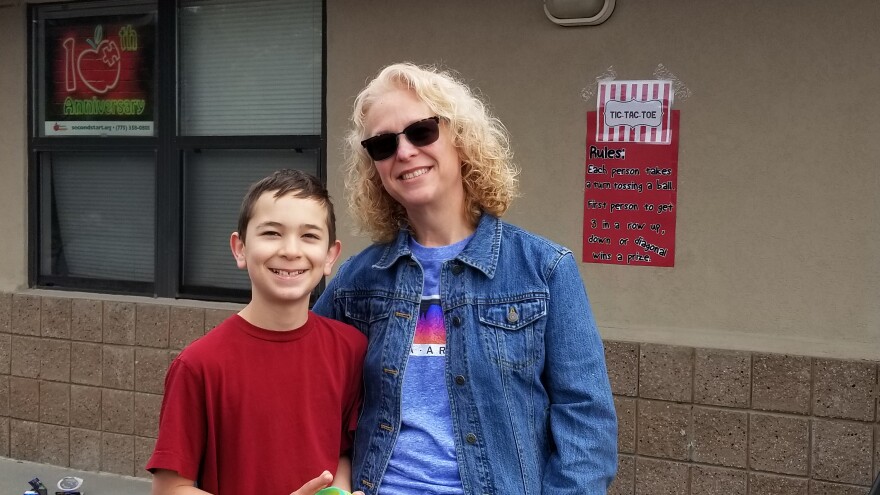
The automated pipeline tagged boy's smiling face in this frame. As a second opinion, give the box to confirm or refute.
[231,191,341,314]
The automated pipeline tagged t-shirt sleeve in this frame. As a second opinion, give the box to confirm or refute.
[145,357,206,480]
[339,335,366,456]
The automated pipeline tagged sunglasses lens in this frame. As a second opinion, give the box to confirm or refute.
[361,117,440,161]
[364,134,398,161]
[404,118,440,147]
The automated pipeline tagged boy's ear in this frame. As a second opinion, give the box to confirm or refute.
[230,232,247,269]
[323,240,342,276]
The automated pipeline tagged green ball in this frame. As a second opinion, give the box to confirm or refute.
[316,488,351,495]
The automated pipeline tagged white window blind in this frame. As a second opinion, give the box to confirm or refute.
[41,152,155,282]
[182,149,320,289]
[178,0,322,135]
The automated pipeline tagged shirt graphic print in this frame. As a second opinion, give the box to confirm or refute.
[411,298,445,357]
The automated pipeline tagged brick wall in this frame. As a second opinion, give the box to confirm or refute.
[0,292,238,478]
[1,292,878,493]
[606,342,880,494]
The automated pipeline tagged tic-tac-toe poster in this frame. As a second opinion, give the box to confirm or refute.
[43,13,155,136]
[583,80,679,267]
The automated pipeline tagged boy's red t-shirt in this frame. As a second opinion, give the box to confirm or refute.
[146,312,366,495]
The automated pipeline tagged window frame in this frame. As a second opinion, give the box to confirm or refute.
[27,0,328,302]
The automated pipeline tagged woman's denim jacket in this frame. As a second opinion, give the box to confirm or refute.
[313,213,617,494]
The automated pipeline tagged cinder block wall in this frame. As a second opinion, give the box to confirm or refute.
[0,292,238,478]
[1,292,878,493]
[606,342,880,494]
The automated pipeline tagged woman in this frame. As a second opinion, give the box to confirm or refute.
[313,62,617,494]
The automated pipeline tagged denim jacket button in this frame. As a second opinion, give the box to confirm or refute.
[507,306,519,323]
[455,375,466,385]
[452,316,462,327]
[465,433,477,444]
[451,264,464,275]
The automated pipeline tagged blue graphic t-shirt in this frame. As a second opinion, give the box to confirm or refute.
[379,236,471,495]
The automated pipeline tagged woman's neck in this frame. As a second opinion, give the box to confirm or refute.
[407,207,476,247]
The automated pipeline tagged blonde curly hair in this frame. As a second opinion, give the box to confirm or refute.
[344,62,519,243]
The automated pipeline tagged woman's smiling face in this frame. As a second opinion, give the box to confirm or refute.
[363,88,466,216]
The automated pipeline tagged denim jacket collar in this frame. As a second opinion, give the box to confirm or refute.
[372,212,501,278]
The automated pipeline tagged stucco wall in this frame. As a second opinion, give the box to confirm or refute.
[0,3,29,293]
[326,0,880,360]
[0,1,876,360]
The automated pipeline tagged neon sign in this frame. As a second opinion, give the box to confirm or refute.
[43,13,155,136]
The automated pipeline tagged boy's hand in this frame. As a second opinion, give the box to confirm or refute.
[289,471,332,495]
[287,470,365,495]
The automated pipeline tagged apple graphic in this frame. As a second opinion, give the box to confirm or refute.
[76,25,121,95]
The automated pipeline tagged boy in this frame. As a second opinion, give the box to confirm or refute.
[147,169,366,495]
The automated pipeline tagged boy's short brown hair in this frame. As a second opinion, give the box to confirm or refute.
[236,169,336,244]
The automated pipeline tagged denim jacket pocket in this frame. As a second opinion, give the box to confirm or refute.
[342,295,393,335]
[477,296,547,369]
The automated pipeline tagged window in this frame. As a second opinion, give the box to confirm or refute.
[29,0,325,301]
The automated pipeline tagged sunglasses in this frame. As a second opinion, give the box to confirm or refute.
[360,116,441,161]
